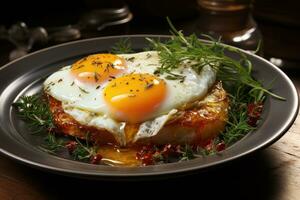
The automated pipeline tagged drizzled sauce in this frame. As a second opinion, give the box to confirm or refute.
[98,145,141,166]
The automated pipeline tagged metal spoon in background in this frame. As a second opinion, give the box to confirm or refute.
[8,23,48,60]
[78,6,133,31]
[2,5,133,61]
[46,6,132,43]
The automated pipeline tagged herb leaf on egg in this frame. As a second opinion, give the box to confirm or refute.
[78,86,89,94]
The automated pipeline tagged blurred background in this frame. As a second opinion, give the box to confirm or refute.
[0,0,299,69]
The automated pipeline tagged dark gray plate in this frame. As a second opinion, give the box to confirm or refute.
[0,35,298,180]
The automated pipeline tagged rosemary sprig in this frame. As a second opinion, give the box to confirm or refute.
[13,94,54,133]
[220,84,260,145]
[71,135,98,162]
[13,94,69,153]
[179,145,195,161]
[42,133,65,153]
[111,38,134,54]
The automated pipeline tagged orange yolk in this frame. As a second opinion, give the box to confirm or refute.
[71,54,127,85]
[103,73,167,123]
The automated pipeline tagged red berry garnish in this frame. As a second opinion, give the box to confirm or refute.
[247,102,263,127]
[65,141,77,153]
[141,153,154,166]
[216,141,226,152]
[90,154,102,164]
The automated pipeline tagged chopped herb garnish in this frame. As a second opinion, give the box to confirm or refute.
[78,86,89,94]
[76,64,85,69]
[145,83,154,90]
[48,81,55,86]
[92,61,102,66]
[146,53,152,59]
[165,72,185,82]
[94,72,100,82]
[126,57,135,62]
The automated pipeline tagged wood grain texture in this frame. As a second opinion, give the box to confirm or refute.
[268,120,300,200]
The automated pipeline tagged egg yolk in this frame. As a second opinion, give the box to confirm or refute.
[104,73,167,123]
[71,54,126,84]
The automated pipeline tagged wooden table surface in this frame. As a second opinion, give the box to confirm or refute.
[0,70,299,200]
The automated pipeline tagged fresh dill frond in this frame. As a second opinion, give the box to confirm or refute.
[42,133,65,153]
[71,135,97,162]
[220,84,256,145]
[179,145,195,161]
[221,103,253,145]
[72,144,91,161]
[111,38,134,54]
[13,94,54,133]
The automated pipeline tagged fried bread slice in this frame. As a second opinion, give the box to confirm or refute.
[48,82,228,146]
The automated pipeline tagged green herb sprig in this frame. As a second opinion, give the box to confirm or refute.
[42,133,65,153]
[111,38,134,54]
[179,145,195,161]
[71,135,98,162]
[13,94,54,133]
[147,17,284,100]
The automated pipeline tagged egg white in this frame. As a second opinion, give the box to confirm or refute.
[44,51,216,145]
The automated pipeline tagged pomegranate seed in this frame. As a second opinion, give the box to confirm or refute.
[247,102,263,127]
[65,141,77,153]
[204,140,214,151]
[216,141,225,152]
[90,154,102,164]
[141,153,154,166]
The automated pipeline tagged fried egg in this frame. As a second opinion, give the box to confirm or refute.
[44,51,216,145]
